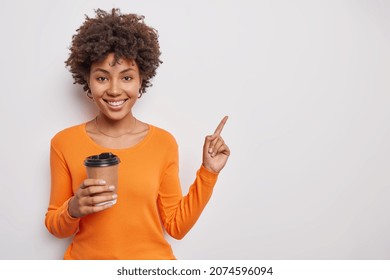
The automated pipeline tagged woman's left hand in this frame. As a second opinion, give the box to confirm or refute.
[202,116,231,173]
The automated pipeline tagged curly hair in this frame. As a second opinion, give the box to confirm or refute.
[65,8,162,95]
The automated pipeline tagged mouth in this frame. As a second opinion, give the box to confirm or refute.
[103,99,128,108]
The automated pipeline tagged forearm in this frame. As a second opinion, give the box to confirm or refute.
[45,197,80,238]
[162,165,218,239]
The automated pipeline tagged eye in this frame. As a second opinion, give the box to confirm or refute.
[96,77,108,82]
[123,76,132,81]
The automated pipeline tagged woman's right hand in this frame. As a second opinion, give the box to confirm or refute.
[68,179,117,218]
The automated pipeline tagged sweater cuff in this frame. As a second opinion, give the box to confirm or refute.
[62,198,81,224]
[199,165,219,186]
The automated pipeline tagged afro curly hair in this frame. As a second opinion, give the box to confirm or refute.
[65,8,162,95]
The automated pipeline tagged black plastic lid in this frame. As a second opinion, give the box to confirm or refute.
[84,152,120,167]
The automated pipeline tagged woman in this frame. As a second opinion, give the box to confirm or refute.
[45,8,230,259]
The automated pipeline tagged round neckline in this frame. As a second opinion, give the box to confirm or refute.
[81,122,154,152]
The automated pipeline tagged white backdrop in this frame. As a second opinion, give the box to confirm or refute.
[1,0,390,259]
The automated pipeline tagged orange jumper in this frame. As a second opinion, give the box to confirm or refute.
[45,123,218,259]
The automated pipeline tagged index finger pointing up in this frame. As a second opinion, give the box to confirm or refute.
[213,116,229,135]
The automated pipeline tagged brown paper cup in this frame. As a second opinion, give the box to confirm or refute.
[84,152,120,206]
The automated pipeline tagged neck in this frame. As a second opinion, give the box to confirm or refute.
[95,114,137,138]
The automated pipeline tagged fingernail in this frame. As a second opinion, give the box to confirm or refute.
[112,194,118,199]
[99,180,106,184]
[209,148,213,154]
[108,185,115,191]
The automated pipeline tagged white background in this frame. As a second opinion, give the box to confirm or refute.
[1,0,389,259]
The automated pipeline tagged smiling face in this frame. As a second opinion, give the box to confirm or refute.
[88,53,142,121]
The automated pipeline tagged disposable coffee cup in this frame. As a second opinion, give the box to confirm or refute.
[84,152,120,206]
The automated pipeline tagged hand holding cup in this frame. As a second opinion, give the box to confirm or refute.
[68,179,117,218]
[68,153,120,218]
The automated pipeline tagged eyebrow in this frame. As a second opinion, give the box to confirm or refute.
[92,68,136,74]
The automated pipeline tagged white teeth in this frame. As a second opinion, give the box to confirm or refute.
[107,100,125,106]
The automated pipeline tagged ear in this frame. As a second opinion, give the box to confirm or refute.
[85,78,91,90]
[138,77,144,99]
[86,75,90,88]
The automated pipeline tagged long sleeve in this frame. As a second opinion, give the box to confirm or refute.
[157,141,218,240]
[44,140,80,238]
[44,123,218,259]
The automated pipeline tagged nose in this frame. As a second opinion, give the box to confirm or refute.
[107,80,121,96]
